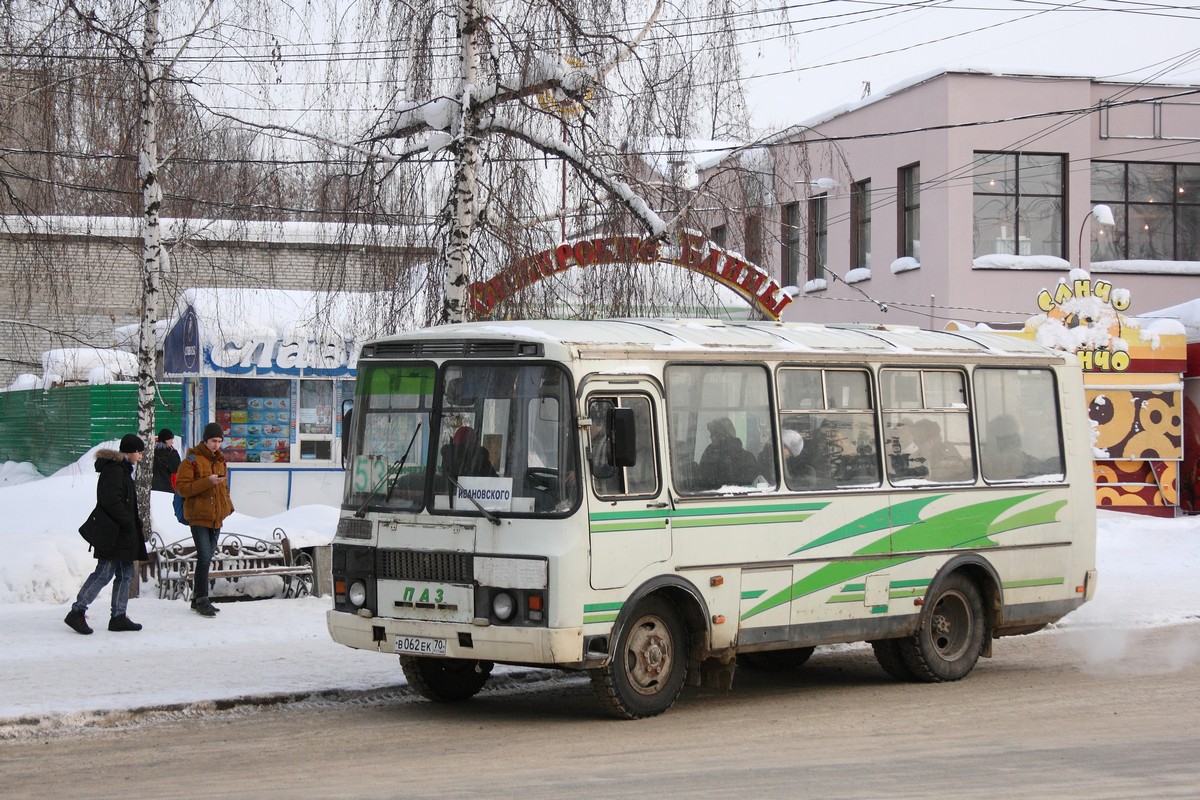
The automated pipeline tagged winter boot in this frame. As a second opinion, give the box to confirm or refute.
[64,609,93,635]
[191,597,220,614]
[108,614,143,632]
[192,599,217,618]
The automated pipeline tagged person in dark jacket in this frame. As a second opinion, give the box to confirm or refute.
[175,422,235,617]
[64,434,150,635]
[151,428,181,493]
[698,417,762,490]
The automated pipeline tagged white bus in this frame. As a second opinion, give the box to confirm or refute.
[327,319,1097,718]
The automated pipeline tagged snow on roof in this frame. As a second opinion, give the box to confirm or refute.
[707,69,1200,170]
[174,287,417,348]
[1138,299,1200,342]
[0,215,423,248]
[41,348,138,384]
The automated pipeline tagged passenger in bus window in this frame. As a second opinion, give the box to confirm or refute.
[699,417,761,489]
[442,426,497,479]
[909,418,969,482]
[779,428,817,488]
[982,414,1031,480]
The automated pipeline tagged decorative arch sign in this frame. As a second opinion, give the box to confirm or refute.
[467,230,793,319]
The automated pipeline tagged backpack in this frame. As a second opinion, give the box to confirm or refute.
[173,453,196,525]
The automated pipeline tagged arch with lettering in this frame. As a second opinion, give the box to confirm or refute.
[467,231,792,320]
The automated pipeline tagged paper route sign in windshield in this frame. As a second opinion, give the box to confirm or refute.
[454,477,515,512]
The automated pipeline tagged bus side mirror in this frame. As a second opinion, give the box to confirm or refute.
[611,407,637,469]
[341,400,354,469]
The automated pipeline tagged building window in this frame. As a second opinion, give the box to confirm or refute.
[710,224,727,249]
[972,152,1065,259]
[745,211,763,266]
[899,163,921,260]
[1091,161,1200,262]
[807,194,827,282]
[781,201,801,286]
[851,179,871,270]
[298,379,335,460]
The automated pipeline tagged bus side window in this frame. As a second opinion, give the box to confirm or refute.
[975,368,1065,482]
[588,394,660,498]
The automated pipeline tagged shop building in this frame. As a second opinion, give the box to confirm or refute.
[162,287,407,516]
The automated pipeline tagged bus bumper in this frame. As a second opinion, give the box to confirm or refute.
[326,610,586,666]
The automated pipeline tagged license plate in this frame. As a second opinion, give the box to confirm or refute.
[395,635,447,656]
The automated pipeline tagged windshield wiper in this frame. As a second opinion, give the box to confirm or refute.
[443,474,502,526]
[352,422,423,518]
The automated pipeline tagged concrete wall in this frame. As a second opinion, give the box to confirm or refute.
[0,219,429,387]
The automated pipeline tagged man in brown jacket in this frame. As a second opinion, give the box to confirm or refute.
[175,422,235,617]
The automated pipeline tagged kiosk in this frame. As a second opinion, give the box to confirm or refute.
[162,288,393,516]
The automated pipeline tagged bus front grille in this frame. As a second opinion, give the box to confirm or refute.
[377,549,474,583]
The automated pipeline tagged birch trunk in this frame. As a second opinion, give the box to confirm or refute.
[441,0,482,325]
[135,0,164,553]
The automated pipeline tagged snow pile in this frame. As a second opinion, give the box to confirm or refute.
[41,348,137,384]
[0,461,42,487]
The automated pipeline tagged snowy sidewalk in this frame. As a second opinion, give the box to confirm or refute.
[0,596,407,725]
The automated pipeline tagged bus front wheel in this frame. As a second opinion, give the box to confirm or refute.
[400,656,493,702]
[897,573,986,682]
[590,596,688,719]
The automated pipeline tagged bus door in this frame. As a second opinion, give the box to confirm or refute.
[583,387,671,590]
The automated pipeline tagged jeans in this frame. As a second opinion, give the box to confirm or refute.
[72,559,135,618]
[190,526,221,601]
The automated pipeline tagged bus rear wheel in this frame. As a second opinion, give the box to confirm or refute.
[590,596,688,719]
[400,656,493,702]
[896,573,986,682]
[871,639,917,681]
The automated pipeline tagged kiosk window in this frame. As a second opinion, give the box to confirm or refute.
[215,378,292,464]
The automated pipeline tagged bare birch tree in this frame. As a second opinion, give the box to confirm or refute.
[296,0,763,323]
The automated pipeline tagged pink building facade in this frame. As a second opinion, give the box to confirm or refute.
[700,71,1200,328]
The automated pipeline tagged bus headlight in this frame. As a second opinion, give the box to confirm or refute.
[492,591,516,621]
[348,580,367,608]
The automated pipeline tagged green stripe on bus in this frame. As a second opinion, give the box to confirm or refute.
[744,493,1042,621]
[828,593,864,603]
[869,605,889,614]
[584,613,619,624]
[673,513,814,529]
[591,521,667,533]
[740,589,767,600]
[584,601,624,612]
[669,502,828,518]
[589,509,672,522]
[1002,577,1065,589]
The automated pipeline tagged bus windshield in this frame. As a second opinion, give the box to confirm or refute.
[344,362,579,516]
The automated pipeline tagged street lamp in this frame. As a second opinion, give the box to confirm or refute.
[1077,204,1115,268]
[803,177,839,192]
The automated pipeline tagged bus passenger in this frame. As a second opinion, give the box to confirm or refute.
[442,426,497,479]
[699,417,761,489]
[983,414,1032,480]
[909,419,969,482]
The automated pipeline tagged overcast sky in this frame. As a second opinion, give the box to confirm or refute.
[740,1,1200,133]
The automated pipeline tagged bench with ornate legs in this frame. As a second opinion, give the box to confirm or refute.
[149,527,314,601]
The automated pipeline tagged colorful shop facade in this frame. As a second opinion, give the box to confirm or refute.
[161,289,392,516]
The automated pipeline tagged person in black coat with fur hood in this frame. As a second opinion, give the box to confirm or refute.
[64,434,150,635]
